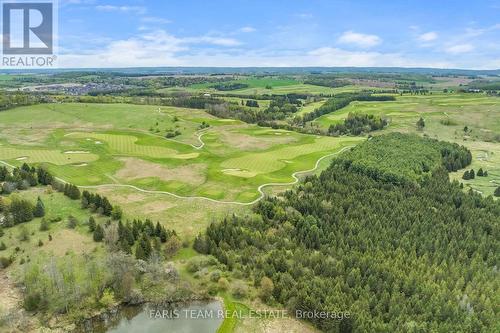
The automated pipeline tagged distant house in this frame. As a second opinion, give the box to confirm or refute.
[203,93,211,97]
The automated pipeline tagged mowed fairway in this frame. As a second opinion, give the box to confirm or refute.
[0,103,359,202]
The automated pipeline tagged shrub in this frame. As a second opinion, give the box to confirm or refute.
[39,218,50,231]
[23,292,42,311]
[0,256,12,268]
[231,281,248,299]
[67,215,78,229]
[99,289,116,308]
[217,277,229,291]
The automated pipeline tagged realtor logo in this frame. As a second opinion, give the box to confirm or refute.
[3,2,53,54]
[1,0,57,67]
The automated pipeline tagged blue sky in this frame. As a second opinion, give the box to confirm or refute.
[57,0,500,69]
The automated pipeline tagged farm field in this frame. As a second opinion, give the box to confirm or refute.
[0,103,361,205]
[313,93,500,196]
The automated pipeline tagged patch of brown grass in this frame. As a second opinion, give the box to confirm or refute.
[115,158,207,185]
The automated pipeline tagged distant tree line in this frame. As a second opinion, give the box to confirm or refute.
[303,76,351,88]
[211,83,249,91]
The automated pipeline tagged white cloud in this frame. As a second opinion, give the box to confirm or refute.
[59,30,242,67]
[141,17,172,24]
[239,26,256,33]
[295,13,313,19]
[418,32,438,42]
[445,44,474,54]
[96,5,146,15]
[337,31,381,48]
[185,36,241,46]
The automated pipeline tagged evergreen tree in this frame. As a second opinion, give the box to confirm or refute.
[36,167,53,185]
[0,166,8,182]
[119,238,132,254]
[135,243,146,260]
[88,216,96,232]
[494,186,500,197]
[39,218,49,231]
[101,197,113,216]
[111,206,123,220]
[10,198,34,224]
[469,169,475,179]
[416,117,425,130]
[477,168,484,177]
[33,197,45,218]
[93,224,104,242]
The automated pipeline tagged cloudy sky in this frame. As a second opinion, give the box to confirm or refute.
[56,0,500,69]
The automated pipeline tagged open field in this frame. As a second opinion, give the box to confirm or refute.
[312,92,500,196]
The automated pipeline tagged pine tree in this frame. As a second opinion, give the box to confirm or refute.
[136,235,152,260]
[494,187,500,197]
[469,169,475,179]
[93,224,104,242]
[88,216,96,232]
[0,166,8,182]
[120,238,132,254]
[416,117,425,130]
[101,197,113,216]
[477,168,484,177]
[462,170,470,180]
[135,243,146,260]
[155,222,162,237]
[152,237,162,254]
[160,228,168,243]
[10,198,34,224]
[36,167,53,185]
[111,206,123,220]
[33,197,45,218]
[39,218,49,231]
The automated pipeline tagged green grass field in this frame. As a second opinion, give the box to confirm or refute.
[0,103,359,209]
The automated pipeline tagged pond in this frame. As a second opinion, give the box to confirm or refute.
[82,300,224,333]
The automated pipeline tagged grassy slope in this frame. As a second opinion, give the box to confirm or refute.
[0,187,101,271]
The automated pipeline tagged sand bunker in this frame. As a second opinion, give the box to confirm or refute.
[222,168,257,178]
[64,150,89,154]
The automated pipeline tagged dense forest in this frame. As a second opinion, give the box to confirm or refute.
[328,113,387,136]
[194,134,499,333]
[335,133,472,184]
